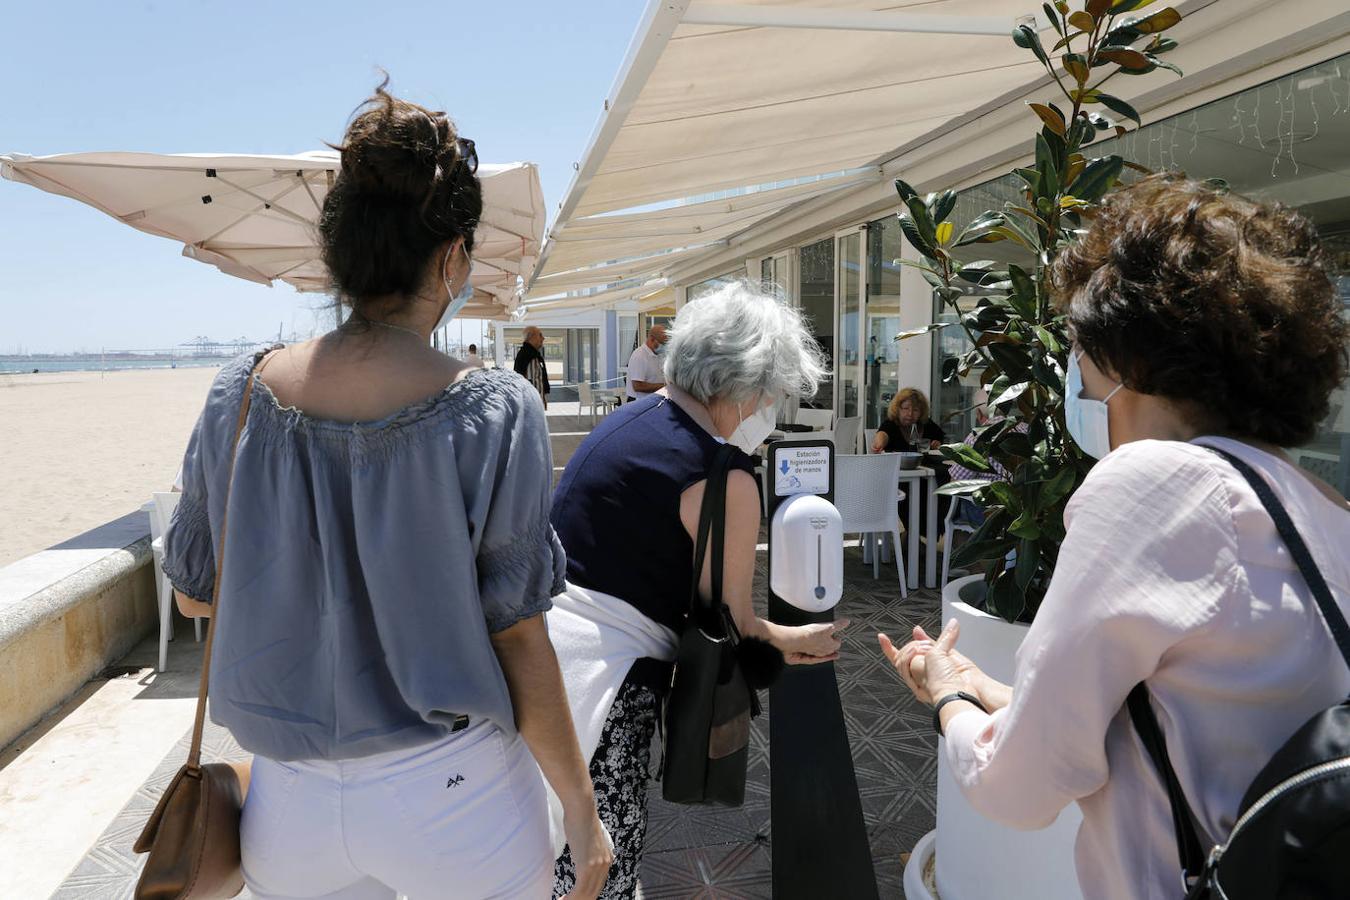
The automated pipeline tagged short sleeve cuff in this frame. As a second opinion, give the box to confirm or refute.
[478,519,566,633]
[160,491,216,602]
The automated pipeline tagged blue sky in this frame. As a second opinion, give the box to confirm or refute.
[0,0,643,354]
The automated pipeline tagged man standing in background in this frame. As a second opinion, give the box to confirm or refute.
[464,343,484,368]
[625,324,668,402]
[514,326,550,408]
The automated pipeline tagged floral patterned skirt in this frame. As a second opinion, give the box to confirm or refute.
[553,680,660,900]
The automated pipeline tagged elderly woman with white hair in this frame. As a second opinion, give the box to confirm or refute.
[548,282,848,899]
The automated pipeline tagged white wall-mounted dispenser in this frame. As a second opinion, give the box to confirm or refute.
[769,493,843,613]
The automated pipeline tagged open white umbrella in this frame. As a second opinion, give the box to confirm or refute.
[0,150,544,319]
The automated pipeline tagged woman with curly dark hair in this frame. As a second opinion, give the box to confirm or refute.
[880,174,1349,899]
[162,81,611,899]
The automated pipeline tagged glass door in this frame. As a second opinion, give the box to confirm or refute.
[797,238,835,412]
[866,218,903,431]
[835,230,863,446]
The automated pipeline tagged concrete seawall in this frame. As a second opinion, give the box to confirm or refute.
[0,512,157,751]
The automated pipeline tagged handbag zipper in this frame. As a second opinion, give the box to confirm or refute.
[1213,756,1350,867]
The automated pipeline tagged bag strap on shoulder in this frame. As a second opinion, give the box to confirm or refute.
[689,443,739,619]
[1208,447,1350,668]
[1128,443,1350,893]
[186,352,266,768]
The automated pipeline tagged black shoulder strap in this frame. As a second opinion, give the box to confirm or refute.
[1209,448,1350,667]
[1129,444,1350,891]
[689,444,738,618]
[1126,685,1208,887]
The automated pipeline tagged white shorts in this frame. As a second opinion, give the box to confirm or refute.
[241,720,551,900]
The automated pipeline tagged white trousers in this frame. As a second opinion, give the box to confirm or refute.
[241,720,552,900]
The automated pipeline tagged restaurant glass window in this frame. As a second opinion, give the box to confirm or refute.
[688,271,739,302]
[797,237,835,409]
[866,217,903,430]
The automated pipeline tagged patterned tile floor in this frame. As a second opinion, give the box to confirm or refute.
[52,415,942,898]
[52,547,939,899]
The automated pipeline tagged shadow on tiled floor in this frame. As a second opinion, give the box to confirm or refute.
[53,543,938,899]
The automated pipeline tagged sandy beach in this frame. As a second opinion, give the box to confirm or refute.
[0,366,221,567]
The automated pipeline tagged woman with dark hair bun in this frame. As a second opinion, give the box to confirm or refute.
[881,174,1350,899]
[161,80,612,899]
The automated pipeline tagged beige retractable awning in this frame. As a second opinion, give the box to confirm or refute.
[525,0,1046,306]
[1,151,546,318]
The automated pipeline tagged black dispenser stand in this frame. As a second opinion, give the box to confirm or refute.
[765,439,879,899]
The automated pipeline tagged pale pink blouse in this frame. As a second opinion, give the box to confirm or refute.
[944,437,1350,900]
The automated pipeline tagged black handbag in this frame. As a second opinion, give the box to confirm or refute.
[1128,448,1350,899]
[661,444,760,806]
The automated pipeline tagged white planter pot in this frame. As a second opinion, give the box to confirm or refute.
[917,574,1084,900]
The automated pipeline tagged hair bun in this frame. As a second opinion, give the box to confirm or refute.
[336,81,452,200]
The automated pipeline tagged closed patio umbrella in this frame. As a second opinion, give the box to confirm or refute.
[0,150,544,319]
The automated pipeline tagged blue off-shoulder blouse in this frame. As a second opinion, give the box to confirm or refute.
[162,351,564,762]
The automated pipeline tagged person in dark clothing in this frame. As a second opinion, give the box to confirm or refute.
[871,387,950,546]
[549,284,845,899]
[872,387,945,453]
[514,325,551,407]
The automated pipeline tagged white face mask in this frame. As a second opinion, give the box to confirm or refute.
[730,396,778,455]
[1064,350,1123,459]
[435,243,474,332]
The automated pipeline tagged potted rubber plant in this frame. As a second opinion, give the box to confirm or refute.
[892,4,1185,898]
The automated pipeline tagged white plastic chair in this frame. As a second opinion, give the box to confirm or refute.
[941,495,980,588]
[150,492,201,672]
[834,454,907,598]
[577,382,611,426]
[796,408,833,431]
[834,416,861,455]
[864,428,877,453]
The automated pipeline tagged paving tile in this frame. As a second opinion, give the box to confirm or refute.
[53,543,941,897]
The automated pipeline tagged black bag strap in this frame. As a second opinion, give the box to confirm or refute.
[1126,685,1208,892]
[1128,444,1350,894]
[1210,448,1350,668]
[689,443,738,618]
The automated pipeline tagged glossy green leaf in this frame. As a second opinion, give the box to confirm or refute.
[1043,3,1064,35]
[1073,155,1124,202]
[898,213,939,259]
[933,189,958,224]
[896,322,957,341]
[1039,465,1079,510]
[1035,133,1060,198]
[942,443,994,473]
[989,569,1027,622]
[893,178,921,204]
[1066,10,1095,32]
[937,479,995,498]
[1130,6,1181,33]
[1033,325,1063,352]
[1063,53,1090,84]
[1012,24,1050,67]
[1028,102,1067,137]
[1014,538,1042,590]
[1097,93,1141,126]
[1096,47,1152,69]
[989,379,1032,410]
[1148,55,1183,77]
[1008,507,1042,540]
[1147,36,1178,54]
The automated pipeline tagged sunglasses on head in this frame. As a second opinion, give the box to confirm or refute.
[455,137,478,175]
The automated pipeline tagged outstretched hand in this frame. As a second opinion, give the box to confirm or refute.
[878,620,985,707]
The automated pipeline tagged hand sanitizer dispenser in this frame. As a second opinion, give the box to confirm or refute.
[770,493,843,613]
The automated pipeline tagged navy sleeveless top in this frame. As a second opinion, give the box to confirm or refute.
[550,393,756,633]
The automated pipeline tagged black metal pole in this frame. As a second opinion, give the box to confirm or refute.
[765,439,878,899]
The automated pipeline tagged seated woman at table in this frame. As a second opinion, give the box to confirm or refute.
[873,387,950,538]
[548,281,848,899]
[880,174,1350,899]
[872,387,945,453]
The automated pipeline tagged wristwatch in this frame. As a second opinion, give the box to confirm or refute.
[933,691,989,736]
